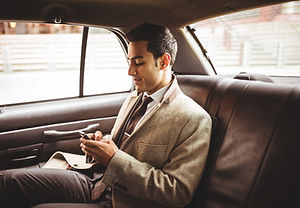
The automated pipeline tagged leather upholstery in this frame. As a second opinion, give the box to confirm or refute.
[233,72,274,83]
[178,75,300,208]
[32,75,300,207]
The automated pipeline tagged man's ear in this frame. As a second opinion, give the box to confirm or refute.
[160,53,171,70]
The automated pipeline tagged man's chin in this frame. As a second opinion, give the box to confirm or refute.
[136,87,146,93]
[136,89,144,93]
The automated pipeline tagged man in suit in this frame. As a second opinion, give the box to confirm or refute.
[80,22,212,207]
[0,23,211,208]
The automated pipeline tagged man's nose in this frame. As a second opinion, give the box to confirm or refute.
[128,63,136,75]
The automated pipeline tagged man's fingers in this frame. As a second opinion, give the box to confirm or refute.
[80,138,106,150]
[100,139,110,144]
[80,138,96,146]
[81,142,98,157]
[80,138,117,166]
[94,131,103,141]
[87,133,94,139]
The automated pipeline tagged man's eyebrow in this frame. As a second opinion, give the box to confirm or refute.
[127,55,144,61]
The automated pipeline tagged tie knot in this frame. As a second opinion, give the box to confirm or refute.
[142,96,153,107]
[121,95,153,139]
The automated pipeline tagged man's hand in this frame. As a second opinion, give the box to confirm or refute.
[80,130,118,166]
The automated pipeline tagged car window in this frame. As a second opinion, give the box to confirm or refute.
[0,23,130,106]
[84,27,131,95]
[192,1,300,78]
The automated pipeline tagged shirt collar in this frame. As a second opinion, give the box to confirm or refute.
[144,83,171,104]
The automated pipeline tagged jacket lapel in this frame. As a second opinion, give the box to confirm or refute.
[131,103,161,134]
[112,93,142,141]
[121,76,181,148]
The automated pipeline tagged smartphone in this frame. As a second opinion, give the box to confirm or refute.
[79,131,94,163]
[79,131,91,140]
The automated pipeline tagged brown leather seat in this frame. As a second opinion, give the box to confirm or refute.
[32,75,300,208]
[178,75,300,208]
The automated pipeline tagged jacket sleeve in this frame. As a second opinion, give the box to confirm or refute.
[102,112,212,207]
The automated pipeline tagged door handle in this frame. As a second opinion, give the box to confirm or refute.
[10,155,38,162]
[8,145,42,168]
[44,123,100,139]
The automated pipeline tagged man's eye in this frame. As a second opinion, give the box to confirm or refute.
[135,61,144,66]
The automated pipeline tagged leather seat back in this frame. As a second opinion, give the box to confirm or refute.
[177,75,300,208]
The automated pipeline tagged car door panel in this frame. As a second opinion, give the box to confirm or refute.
[0,93,128,132]
[6,143,43,169]
[0,92,128,170]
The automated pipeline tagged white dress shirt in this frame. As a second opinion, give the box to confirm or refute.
[136,83,171,128]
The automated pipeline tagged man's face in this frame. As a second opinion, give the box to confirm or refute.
[127,41,164,94]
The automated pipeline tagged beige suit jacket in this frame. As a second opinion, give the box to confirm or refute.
[102,77,212,208]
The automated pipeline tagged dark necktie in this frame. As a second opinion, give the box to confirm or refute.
[92,96,153,200]
[120,96,153,145]
[126,96,153,134]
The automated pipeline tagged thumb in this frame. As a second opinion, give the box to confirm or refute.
[94,130,103,141]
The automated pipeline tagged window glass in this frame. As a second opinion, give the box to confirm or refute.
[0,23,131,106]
[0,22,82,105]
[84,27,131,95]
[192,1,300,76]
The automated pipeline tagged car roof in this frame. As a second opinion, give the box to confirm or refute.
[0,0,293,28]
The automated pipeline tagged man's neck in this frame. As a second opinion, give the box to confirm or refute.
[147,70,172,95]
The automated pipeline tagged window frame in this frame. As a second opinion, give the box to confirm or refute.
[0,23,131,107]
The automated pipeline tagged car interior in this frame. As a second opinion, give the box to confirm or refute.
[0,0,299,207]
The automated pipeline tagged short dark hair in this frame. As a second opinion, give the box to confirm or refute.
[126,22,177,66]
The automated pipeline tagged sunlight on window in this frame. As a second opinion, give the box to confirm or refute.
[0,23,131,105]
[0,23,82,105]
[84,28,131,95]
[193,1,300,76]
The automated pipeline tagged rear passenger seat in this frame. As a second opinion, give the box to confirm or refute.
[177,75,300,208]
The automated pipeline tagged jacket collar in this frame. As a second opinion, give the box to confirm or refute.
[125,75,181,134]
[115,75,182,148]
[129,74,180,105]
[161,74,180,104]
